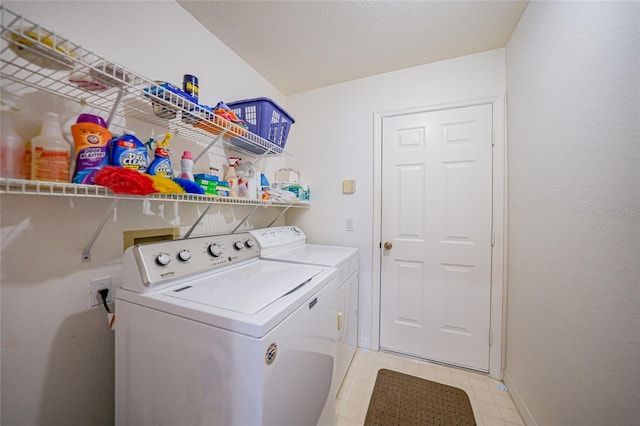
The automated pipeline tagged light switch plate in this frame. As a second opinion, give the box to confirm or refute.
[346,218,355,231]
[342,179,357,194]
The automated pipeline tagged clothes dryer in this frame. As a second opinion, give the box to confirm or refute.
[249,226,359,394]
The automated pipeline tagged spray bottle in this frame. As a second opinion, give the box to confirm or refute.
[225,156,240,197]
[147,133,173,178]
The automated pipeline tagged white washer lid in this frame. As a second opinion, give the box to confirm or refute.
[165,261,324,314]
[262,244,358,268]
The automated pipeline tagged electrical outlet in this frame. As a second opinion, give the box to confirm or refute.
[91,277,112,307]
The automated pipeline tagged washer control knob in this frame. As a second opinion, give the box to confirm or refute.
[245,239,255,248]
[178,249,192,262]
[156,253,172,266]
[234,241,244,250]
[208,244,222,257]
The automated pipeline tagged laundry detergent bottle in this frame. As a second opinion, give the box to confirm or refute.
[70,113,111,184]
[147,133,174,178]
[110,131,147,172]
[31,112,71,182]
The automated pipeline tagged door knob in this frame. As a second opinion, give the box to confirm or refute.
[384,242,393,250]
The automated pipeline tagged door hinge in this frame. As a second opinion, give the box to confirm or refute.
[489,328,493,346]
[491,231,495,247]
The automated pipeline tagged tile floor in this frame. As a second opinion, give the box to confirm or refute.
[336,349,525,426]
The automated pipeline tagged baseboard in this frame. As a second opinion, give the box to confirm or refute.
[503,371,538,426]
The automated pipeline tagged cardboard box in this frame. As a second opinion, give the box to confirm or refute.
[194,174,218,195]
[274,169,299,183]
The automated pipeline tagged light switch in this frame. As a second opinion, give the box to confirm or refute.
[346,218,355,231]
[342,179,356,194]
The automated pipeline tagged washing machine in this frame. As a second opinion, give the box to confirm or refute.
[115,232,338,426]
[249,226,359,394]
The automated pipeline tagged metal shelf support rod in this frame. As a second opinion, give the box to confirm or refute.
[82,198,120,262]
[183,203,215,239]
[106,86,126,128]
[232,204,261,234]
[266,205,291,228]
[193,126,230,165]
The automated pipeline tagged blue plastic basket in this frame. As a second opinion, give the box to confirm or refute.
[227,97,295,153]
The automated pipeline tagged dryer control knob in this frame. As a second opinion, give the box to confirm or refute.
[208,244,222,257]
[245,239,255,248]
[156,253,171,266]
[234,241,244,250]
[178,249,192,262]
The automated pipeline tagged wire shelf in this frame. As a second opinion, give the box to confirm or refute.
[0,7,308,260]
[0,5,287,156]
[0,178,309,207]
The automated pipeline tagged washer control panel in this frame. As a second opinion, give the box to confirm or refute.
[123,232,260,292]
[249,226,306,256]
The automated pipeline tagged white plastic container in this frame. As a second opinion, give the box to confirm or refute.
[0,110,26,179]
[179,150,195,181]
[246,166,258,200]
[225,160,239,198]
[31,112,71,182]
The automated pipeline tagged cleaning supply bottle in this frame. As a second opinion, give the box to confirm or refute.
[0,109,26,179]
[246,164,258,200]
[31,112,71,182]
[110,131,147,172]
[70,113,111,184]
[147,133,173,178]
[224,157,240,198]
[179,151,195,181]
[23,140,31,180]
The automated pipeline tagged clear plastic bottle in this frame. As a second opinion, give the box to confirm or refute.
[31,112,71,182]
[0,110,26,179]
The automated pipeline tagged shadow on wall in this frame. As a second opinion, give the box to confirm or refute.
[38,307,114,426]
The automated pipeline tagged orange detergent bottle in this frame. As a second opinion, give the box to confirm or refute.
[31,112,71,182]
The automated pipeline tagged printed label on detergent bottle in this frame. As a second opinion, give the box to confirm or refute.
[32,148,70,182]
[110,134,147,172]
[147,147,173,178]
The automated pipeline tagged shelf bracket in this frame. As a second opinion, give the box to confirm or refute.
[105,86,126,128]
[82,198,120,262]
[231,204,261,234]
[193,125,231,165]
[183,203,215,239]
[249,141,281,171]
[266,205,291,227]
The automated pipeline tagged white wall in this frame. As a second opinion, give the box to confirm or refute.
[1,2,288,425]
[286,49,506,349]
[504,2,640,425]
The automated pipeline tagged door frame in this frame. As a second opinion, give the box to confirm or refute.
[372,95,507,379]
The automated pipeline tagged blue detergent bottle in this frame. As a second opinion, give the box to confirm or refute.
[147,133,173,178]
[109,131,147,172]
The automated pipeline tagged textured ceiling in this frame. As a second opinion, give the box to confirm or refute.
[178,1,528,95]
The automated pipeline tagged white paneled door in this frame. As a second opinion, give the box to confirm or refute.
[379,104,493,371]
